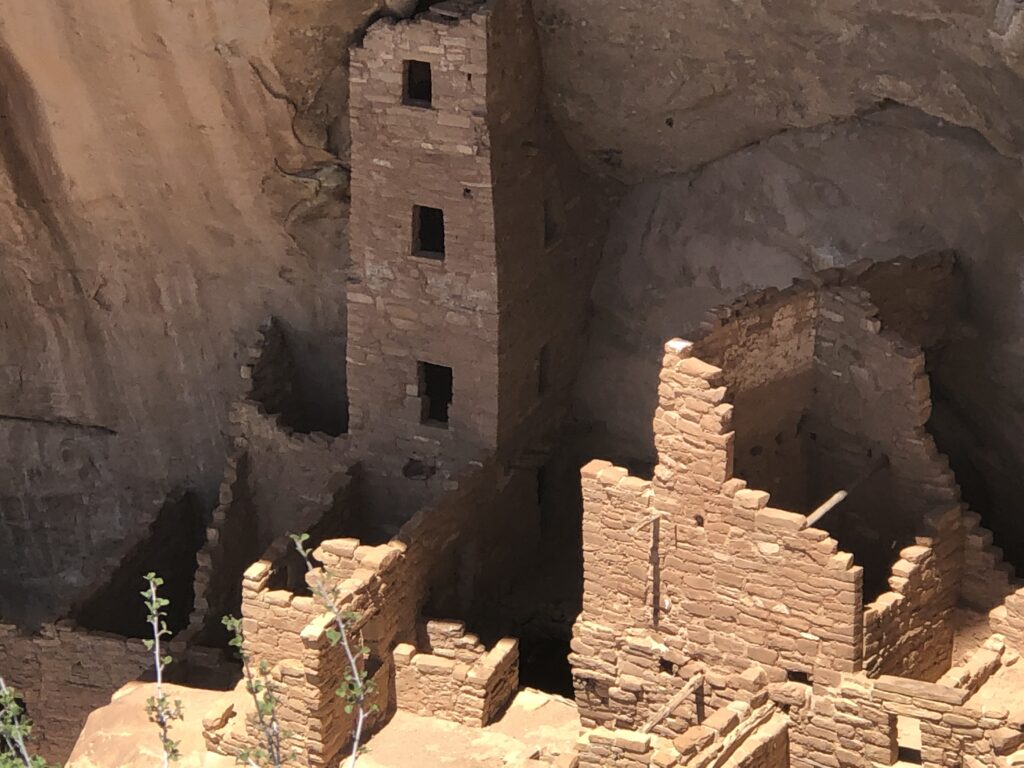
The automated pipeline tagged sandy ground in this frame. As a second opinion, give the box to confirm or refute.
[69,685,578,768]
[360,689,579,768]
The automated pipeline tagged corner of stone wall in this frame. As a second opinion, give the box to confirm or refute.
[393,621,518,726]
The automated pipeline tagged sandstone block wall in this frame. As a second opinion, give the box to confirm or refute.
[226,449,541,766]
[347,4,501,522]
[247,316,347,437]
[991,587,1024,650]
[345,0,609,523]
[862,532,957,681]
[570,256,1010,768]
[962,509,1020,611]
[0,623,151,763]
[394,620,518,726]
[181,449,258,647]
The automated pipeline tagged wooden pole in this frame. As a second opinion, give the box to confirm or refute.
[806,454,889,528]
[641,673,704,733]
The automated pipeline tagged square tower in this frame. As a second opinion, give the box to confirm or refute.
[347,0,566,520]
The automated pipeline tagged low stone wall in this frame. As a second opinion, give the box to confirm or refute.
[717,712,789,768]
[937,637,1004,695]
[990,585,1024,650]
[0,622,151,763]
[577,727,656,767]
[862,525,958,681]
[394,620,518,726]
[872,673,1015,767]
[577,699,787,768]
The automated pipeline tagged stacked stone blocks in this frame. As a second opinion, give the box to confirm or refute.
[394,619,518,726]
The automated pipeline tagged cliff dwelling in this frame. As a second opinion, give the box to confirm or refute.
[3,0,1024,767]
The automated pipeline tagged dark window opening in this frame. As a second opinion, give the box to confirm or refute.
[538,343,551,395]
[787,669,811,685]
[543,198,561,247]
[420,362,453,426]
[403,60,433,107]
[659,658,675,675]
[898,748,922,765]
[413,205,445,259]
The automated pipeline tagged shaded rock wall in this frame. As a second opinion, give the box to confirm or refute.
[0,0,372,623]
[533,0,1024,180]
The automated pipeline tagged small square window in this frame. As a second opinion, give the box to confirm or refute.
[413,205,445,259]
[419,362,452,427]
[403,60,433,107]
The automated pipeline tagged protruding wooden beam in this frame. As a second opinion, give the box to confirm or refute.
[806,454,890,528]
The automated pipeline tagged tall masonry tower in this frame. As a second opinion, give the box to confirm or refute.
[347,0,581,521]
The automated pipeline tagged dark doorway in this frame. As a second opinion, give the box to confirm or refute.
[517,636,575,697]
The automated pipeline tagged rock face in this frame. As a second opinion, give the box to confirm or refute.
[3,0,1024,623]
[533,0,1024,180]
[0,0,375,623]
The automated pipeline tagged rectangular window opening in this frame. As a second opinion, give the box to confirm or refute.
[537,342,551,396]
[403,60,433,107]
[413,205,446,259]
[786,669,811,685]
[419,362,452,427]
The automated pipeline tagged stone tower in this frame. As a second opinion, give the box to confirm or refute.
[347,0,575,521]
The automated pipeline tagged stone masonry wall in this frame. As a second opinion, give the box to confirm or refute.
[0,623,150,763]
[181,449,257,647]
[347,5,500,522]
[228,452,537,766]
[394,619,518,726]
[572,256,986,768]
[813,284,963,678]
[345,0,610,524]
[650,342,864,679]
[572,339,865,734]
[991,587,1024,650]
[862,529,957,681]
[693,290,817,514]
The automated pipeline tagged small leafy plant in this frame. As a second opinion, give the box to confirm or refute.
[0,678,52,768]
[142,573,183,767]
[290,534,376,768]
[221,616,289,768]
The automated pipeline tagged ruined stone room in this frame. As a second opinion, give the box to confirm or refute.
[2,0,1024,766]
